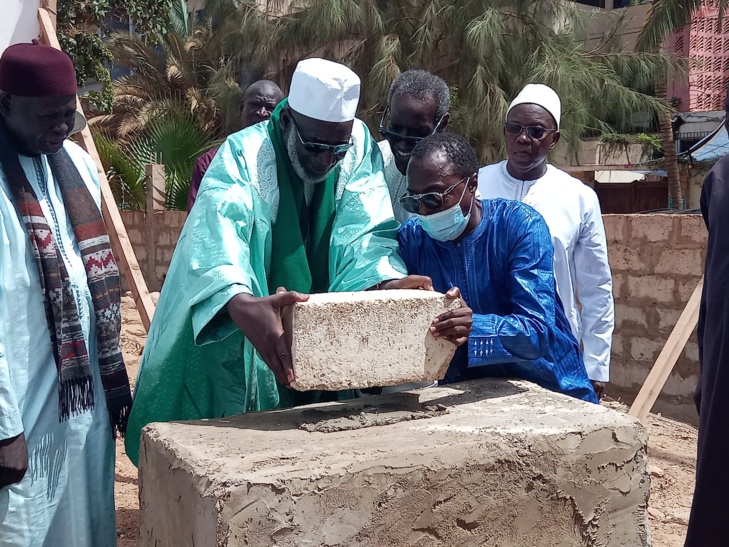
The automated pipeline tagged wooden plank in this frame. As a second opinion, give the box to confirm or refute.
[41,0,57,32]
[628,278,703,422]
[38,7,155,331]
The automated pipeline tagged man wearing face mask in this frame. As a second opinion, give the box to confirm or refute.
[187,80,285,211]
[478,84,614,399]
[398,133,597,402]
[125,58,430,465]
[378,70,450,223]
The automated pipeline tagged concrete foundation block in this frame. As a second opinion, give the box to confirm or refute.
[284,290,460,391]
[139,379,651,547]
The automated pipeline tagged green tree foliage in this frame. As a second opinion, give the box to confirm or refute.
[638,0,728,52]
[57,0,174,112]
[90,31,225,141]
[94,0,686,208]
[200,0,681,162]
[95,110,218,211]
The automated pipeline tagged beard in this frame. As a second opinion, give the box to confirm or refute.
[285,127,331,184]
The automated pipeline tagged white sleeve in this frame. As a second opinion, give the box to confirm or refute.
[0,337,23,441]
[574,193,615,382]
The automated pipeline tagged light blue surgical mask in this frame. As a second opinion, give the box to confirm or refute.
[416,182,475,242]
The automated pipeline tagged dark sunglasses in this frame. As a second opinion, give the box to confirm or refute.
[504,121,557,140]
[378,107,445,148]
[398,175,470,214]
[293,118,353,157]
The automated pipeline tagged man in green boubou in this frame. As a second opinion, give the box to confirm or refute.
[125,58,429,465]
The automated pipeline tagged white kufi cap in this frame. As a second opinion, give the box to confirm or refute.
[506,83,561,129]
[288,58,361,123]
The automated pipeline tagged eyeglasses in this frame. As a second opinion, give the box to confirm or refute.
[398,175,471,214]
[378,107,445,148]
[292,117,353,158]
[504,121,557,140]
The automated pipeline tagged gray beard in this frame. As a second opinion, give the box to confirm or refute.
[285,127,329,185]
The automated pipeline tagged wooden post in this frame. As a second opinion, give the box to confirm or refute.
[146,164,166,213]
[628,278,703,422]
[38,7,156,331]
[145,165,166,289]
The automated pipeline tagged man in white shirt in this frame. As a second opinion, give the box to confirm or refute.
[378,70,450,223]
[0,42,131,545]
[477,84,614,397]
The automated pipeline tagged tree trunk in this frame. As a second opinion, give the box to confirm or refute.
[656,82,683,209]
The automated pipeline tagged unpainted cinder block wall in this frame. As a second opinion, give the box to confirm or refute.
[120,211,188,292]
[604,214,706,424]
[117,211,707,423]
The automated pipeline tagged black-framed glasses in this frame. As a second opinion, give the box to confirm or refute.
[504,121,557,140]
[378,107,445,148]
[292,117,353,157]
[398,175,471,214]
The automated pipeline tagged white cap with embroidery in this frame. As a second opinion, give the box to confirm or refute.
[506,83,561,129]
[288,58,361,123]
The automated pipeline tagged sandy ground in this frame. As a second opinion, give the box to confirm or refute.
[115,296,697,546]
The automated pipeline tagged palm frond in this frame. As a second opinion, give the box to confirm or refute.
[637,0,728,51]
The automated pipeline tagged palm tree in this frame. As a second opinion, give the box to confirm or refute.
[635,0,728,209]
[204,0,679,163]
[95,110,218,211]
[655,81,684,209]
[89,20,239,143]
[638,0,728,52]
[97,0,682,186]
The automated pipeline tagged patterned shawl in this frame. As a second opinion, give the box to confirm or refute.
[0,121,131,438]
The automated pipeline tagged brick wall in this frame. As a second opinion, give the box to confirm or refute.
[604,214,706,423]
[120,211,188,292]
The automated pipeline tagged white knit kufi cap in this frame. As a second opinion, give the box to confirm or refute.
[506,83,561,129]
[288,58,361,123]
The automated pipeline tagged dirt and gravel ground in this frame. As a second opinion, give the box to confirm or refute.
[115,296,698,546]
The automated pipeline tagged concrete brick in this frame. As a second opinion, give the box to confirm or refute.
[654,248,705,276]
[614,304,648,328]
[134,245,148,263]
[155,265,167,284]
[626,275,675,304]
[127,229,143,246]
[165,211,187,228]
[139,379,650,547]
[120,211,143,231]
[611,334,624,357]
[602,215,625,244]
[630,337,664,362]
[677,279,703,303]
[629,214,672,243]
[677,215,707,244]
[158,231,171,246]
[612,273,625,299]
[657,308,682,331]
[684,341,699,362]
[284,290,459,390]
[608,245,648,273]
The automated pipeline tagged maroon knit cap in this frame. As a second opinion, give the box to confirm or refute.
[0,42,77,97]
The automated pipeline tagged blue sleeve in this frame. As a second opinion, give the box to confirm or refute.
[468,208,555,367]
[397,220,417,272]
